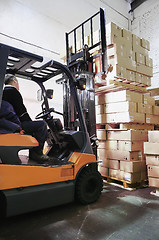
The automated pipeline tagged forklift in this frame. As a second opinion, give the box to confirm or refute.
[0,8,107,217]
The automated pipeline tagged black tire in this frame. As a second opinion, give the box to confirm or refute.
[75,166,103,204]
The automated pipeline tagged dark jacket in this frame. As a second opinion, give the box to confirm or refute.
[2,86,32,122]
[0,100,22,134]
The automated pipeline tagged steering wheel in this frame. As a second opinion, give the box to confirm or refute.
[35,108,63,119]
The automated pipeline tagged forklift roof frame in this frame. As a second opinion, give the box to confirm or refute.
[0,42,93,154]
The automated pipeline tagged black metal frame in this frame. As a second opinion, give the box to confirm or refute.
[66,8,107,73]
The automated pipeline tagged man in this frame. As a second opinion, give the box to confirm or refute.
[2,74,49,163]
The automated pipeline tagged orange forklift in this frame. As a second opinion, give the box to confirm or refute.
[0,42,103,217]
[0,8,107,217]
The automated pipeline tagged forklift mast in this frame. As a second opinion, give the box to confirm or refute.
[63,8,107,154]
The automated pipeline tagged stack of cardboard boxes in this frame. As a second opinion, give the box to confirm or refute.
[95,22,157,185]
[144,131,159,190]
[96,89,159,126]
[97,129,147,184]
[104,22,153,86]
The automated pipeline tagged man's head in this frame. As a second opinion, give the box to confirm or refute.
[5,74,19,91]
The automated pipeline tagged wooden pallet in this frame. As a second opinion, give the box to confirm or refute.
[95,80,148,95]
[102,175,148,190]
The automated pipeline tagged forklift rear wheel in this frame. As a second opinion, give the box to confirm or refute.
[76,166,103,204]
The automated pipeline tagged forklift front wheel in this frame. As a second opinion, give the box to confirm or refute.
[75,166,103,204]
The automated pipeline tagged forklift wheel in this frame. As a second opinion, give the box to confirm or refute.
[75,166,103,204]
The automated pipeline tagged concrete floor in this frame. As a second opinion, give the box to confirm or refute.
[0,183,159,240]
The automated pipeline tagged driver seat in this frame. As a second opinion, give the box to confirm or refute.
[0,133,39,164]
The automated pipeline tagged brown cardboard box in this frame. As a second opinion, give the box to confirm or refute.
[135,73,144,84]
[106,22,123,36]
[146,155,159,166]
[149,177,159,188]
[146,114,159,125]
[144,76,151,86]
[144,95,155,105]
[126,70,136,82]
[153,106,159,116]
[98,165,109,177]
[107,43,127,57]
[104,101,137,114]
[120,160,143,172]
[120,171,141,183]
[105,140,144,151]
[97,90,143,104]
[107,149,141,161]
[145,56,153,67]
[97,129,106,140]
[107,159,120,169]
[148,131,159,142]
[119,123,154,130]
[122,28,132,45]
[104,112,145,124]
[144,142,159,155]
[137,103,152,114]
[126,49,135,61]
[136,63,153,77]
[107,56,136,72]
[135,52,145,65]
[141,38,150,51]
[107,130,148,141]
[147,165,159,178]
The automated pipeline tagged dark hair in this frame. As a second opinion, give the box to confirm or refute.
[4,74,16,85]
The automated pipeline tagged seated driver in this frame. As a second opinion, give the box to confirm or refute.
[2,74,49,163]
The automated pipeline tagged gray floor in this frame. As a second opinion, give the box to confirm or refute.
[0,183,159,240]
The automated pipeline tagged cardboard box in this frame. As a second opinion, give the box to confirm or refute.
[107,149,141,161]
[107,130,148,141]
[105,140,143,151]
[136,63,153,77]
[148,131,159,142]
[98,165,109,177]
[104,112,145,124]
[109,169,121,179]
[107,43,127,57]
[148,177,159,188]
[106,22,122,45]
[147,165,159,178]
[141,38,150,51]
[135,52,145,65]
[97,129,106,140]
[119,123,154,130]
[108,55,136,72]
[137,103,152,114]
[146,155,159,166]
[144,76,151,86]
[107,159,120,169]
[144,95,155,105]
[146,114,159,125]
[120,171,141,183]
[120,160,144,172]
[132,34,149,55]
[126,49,135,61]
[97,90,143,104]
[145,56,153,67]
[153,106,159,116]
[107,64,127,80]
[104,101,137,114]
[122,28,132,44]
[144,142,159,155]
[126,70,136,82]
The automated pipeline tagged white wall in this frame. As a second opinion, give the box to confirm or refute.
[0,0,131,118]
[131,0,159,89]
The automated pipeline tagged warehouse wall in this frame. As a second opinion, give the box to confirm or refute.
[0,0,131,118]
[131,0,159,89]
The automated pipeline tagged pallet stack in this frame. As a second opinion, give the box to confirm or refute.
[144,131,159,192]
[95,22,157,187]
